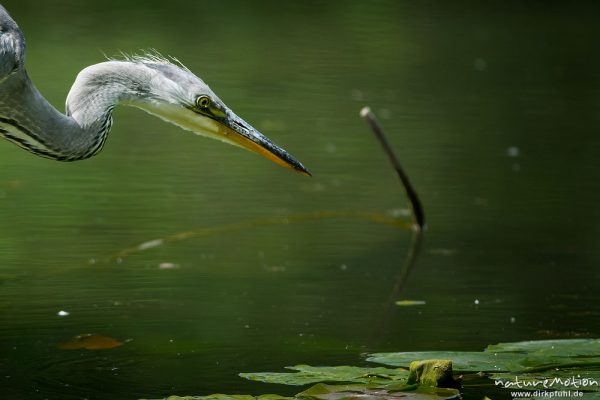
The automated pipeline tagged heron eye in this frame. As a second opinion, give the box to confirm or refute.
[196,96,211,109]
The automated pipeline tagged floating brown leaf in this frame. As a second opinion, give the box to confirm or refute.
[58,333,124,350]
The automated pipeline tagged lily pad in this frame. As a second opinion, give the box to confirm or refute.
[147,385,459,400]
[572,393,600,400]
[485,339,600,357]
[396,300,427,306]
[367,351,520,372]
[240,365,408,386]
[169,396,290,400]
[153,396,291,400]
[148,339,600,400]
[297,383,460,400]
[369,339,600,373]
[516,357,600,372]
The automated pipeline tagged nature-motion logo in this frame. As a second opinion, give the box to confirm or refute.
[494,375,599,390]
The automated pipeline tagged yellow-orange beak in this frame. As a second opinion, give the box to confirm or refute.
[135,100,310,175]
[215,111,311,176]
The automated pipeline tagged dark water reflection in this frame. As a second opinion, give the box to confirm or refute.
[1,1,599,399]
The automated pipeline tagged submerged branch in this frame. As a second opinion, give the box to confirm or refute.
[360,106,426,348]
[360,107,425,230]
[106,210,412,263]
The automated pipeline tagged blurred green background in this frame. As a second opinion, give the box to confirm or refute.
[0,1,599,399]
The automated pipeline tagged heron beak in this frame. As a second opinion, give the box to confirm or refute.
[134,100,310,175]
[216,112,311,176]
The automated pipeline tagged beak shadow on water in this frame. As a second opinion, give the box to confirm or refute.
[109,210,413,261]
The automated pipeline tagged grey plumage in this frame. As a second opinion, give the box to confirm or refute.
[0,5,309,174]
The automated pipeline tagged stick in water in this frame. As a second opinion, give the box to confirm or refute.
[360,106,425,229]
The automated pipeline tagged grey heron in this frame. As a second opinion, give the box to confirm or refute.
[0,6,309,175]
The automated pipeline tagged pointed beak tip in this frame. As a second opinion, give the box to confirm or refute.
[286,158,311,177]
[217,113,311,177]
[297,165,312,177]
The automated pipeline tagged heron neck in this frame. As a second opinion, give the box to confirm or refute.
[0,61,150,160]
[0,70,88,160]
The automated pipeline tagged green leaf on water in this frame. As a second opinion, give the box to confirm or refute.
[297,383,460,400]
[396,300,427,306]
[368,351,520,372]
[146,339,600,400]
[485,338,600,357]
[490,339,600,372]
[240,365,408,386]
[150,385,459,400]
[576,393,600,400]
[368,338,600,373]
[150,395,292,400]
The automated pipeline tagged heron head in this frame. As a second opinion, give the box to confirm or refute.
[122,56,310,176]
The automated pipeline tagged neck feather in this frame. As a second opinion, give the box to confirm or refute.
[0,61,154,160]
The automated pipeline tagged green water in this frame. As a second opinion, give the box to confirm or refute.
[1,1,599,399]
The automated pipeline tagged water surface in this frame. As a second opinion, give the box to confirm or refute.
[1,1,599,399]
